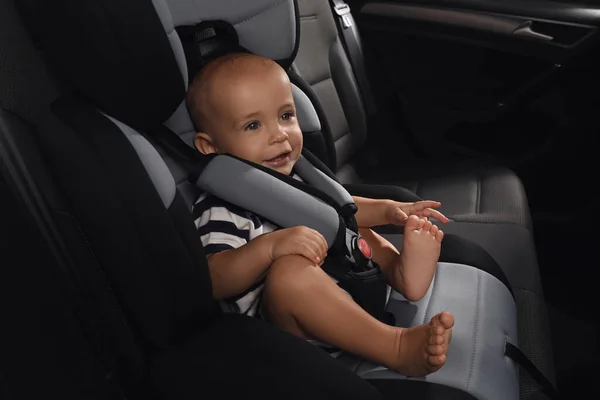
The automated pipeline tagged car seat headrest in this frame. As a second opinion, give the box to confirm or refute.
[17,0,187,131]
[165,0,299,76]
[162,0,300,143]
[17,0,299,134]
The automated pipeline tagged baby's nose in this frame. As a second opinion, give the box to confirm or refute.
[270,129,289,143]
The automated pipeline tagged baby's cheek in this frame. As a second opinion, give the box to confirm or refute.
[293,128,303,147]
[238,142,264,163]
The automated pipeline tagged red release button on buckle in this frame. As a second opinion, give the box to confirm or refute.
[357,237,372,259]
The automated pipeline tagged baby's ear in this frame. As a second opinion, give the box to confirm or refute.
[194,132,217,155]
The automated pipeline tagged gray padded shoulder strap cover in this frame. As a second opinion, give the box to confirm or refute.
[294,156,354,209]
[194,155,341,246]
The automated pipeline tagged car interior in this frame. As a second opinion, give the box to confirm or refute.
[0,0,598,399]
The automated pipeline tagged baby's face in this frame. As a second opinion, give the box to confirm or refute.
[196,64,302,176]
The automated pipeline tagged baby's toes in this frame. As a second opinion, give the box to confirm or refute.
[406,215,422,231]
[424,220,433,232]
[428,354,447,367]
[435,229,444,242]
[432,322,446,336]
[427,343,445,356]
[438,312,455,330]
[430,224,439,237]
[428,333,445,345]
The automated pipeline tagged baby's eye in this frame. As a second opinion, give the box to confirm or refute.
[281,111,295,121]
[245,121,260,131]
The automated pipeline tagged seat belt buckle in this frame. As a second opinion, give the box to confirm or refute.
[334,3,353,29]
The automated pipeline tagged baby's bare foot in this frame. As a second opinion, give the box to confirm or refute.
[400,215,443,276]
[392,311,454,376]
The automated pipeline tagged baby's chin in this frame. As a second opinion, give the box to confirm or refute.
[265,163,295,176]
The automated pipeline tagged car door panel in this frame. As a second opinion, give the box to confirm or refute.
[347,0,600,157]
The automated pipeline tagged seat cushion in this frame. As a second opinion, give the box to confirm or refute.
[354,262,520,400]
[338,160,532,231]
[150,313,384,399]
[151,313,483,399]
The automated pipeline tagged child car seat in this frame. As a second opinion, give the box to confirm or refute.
[12,0,556,399]
[2,0,398,398]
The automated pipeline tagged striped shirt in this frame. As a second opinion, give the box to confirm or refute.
[192,174,302,316]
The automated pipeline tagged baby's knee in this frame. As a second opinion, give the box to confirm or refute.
[266,255,322,295]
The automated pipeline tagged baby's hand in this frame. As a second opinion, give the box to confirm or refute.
[268,226,328,266]
[386,200,449,225]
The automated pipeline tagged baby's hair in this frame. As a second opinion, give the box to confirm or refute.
[186,52,278,132]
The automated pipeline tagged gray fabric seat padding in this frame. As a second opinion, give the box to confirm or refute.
[293,0,532,230]
[380,229,553,397]
[337,262,519,400]
[194,154,344,247]
[379,226,552,399]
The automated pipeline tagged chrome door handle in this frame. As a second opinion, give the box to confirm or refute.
[512,21,553,41]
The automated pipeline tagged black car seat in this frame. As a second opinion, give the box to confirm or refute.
[291,1,555,396]
[6,0,554,399]
[0,0,419,398]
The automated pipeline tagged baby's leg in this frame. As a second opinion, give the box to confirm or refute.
[263,255,453,376]
[361,215,443,301]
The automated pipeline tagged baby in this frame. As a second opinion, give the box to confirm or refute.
[187,52,454,377]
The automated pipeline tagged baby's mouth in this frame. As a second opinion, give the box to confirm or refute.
[264,151,291,167]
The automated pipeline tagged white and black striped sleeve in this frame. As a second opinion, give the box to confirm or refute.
[192,193,264,255]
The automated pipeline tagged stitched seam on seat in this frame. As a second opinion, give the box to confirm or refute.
[475,178,481,215]
[53,208,97,260]
[422,275,434,325]
[51,209,140,348]
[466,270,481,391]
[310,75,333,87]
[234,0,288,26]
[450,216,532,232]
[334,130,351,145]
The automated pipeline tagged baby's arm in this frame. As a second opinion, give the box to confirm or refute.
[208,227,328,300]
[352,196,448,228]
[207,233,274,300]
[352,196,391,228]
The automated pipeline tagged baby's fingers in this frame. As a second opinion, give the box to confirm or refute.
[307,228,329,258]
[420,208,449,223]
[392,208,409,224]
[297,241,322,266]
[417,200,442,209]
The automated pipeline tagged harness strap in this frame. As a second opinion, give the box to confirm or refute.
[505,342,559,399]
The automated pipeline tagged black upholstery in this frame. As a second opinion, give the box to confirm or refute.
[47,98,217,348]
[151,313,385,400]
[16,0,185,130]
[0,162,117,400]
